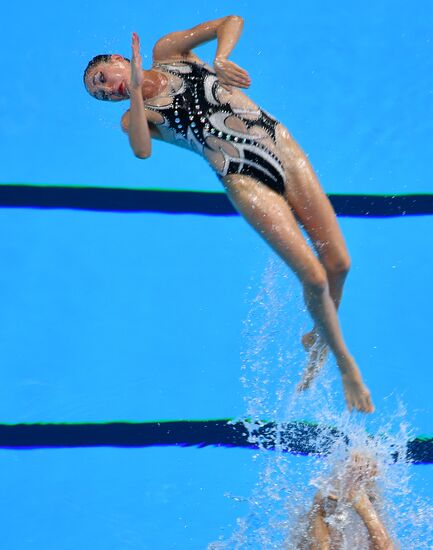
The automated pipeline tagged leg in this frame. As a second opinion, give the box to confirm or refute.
[353,491,394,550]
[222,174,373,413]
[344,452,394,550]
[276,127,352,387]
[286,493,331,550]
[306,494,332,550]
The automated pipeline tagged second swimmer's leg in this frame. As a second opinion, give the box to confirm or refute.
[345,453,394,549]
[353,491,395,550]
[221,174,373,413]
[307,494,331,550]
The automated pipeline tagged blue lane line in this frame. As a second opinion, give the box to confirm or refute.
[0,185,433,217]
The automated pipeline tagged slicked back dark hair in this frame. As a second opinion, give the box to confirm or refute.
[83,54,130,100]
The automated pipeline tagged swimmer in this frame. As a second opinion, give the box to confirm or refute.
[295,452,395,549]
[83,16,374,413]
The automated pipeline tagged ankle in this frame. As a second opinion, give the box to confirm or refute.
[336,353,356,374]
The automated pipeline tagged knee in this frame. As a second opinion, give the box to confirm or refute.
[322,250,351,279]
[302,265,329,296]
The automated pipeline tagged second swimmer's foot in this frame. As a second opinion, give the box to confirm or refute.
[339,360,375,413]
[345,452,379,503]
[297,330,329,391]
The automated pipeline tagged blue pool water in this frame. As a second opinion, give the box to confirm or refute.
[1,1,433,547]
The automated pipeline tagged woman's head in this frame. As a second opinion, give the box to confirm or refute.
[83,54,131,101]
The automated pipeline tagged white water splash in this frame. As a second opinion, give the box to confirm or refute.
[238,255,306,427]
[209,255,433,549]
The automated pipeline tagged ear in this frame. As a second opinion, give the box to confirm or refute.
[111,54,124,62]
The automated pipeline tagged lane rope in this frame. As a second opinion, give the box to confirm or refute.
[1,420,431,464]
[1,185,433,217]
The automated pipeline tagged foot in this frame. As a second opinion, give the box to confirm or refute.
[346,462,378,513]
[339,359,375,413]
[345,452,378,501]
[297,330,330,391]
[327,452,378,507]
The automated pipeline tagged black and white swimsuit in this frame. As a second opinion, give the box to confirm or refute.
[145,60,286,195]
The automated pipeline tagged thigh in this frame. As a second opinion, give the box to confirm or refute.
[221,173,325,282]
[276,125,349,261]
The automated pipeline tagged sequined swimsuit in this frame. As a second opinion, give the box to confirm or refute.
[146,60,286,195]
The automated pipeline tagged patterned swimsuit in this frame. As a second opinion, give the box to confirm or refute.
[145,60,286,195]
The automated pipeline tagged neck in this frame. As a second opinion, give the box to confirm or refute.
[141,69,167,100]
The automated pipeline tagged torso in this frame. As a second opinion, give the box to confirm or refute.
[142,58,287,194]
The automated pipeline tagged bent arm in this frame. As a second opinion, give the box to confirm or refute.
[152,15,244,62]
[121,110,162,142]
[126,89,152,158]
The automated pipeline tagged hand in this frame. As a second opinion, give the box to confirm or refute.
[213,57,251,92]
[130,32,144,92]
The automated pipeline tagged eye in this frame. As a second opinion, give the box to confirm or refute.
[99,72,106,84]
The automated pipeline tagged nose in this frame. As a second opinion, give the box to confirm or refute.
[104,77,121,97]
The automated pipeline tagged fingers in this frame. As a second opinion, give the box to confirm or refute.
[129,32,144,90]
[215,58,251,90]
[219,59,250,79]
[227,66,251,86]
[219,72,251,89]
[218,76,248,92]
[222,69,251,86]
[132,32,141,59]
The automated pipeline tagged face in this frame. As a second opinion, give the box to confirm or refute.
[85,55,131,101]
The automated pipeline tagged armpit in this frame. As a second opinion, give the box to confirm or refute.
[149,124,163,140]
[120,111,163,140]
